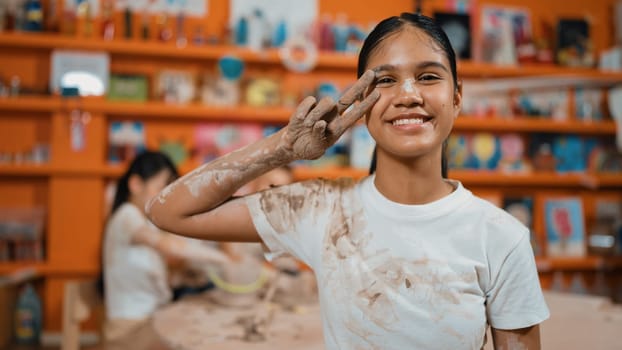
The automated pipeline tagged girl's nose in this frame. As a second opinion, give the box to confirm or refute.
[394,79,423,107]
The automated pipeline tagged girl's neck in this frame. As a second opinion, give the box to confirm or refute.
[373,153,453,205]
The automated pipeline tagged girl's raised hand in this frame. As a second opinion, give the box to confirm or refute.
[279,70,380,160]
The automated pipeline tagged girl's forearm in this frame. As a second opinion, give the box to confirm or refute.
[146,129,292,230]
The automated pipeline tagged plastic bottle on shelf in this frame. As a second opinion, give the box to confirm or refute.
[14,283,42,345]
[24,0,43,32]
[333,13,349,52]
[272,18,287,47]
[101,0,115,40]
[247,9,269,51]
[234,15,248,46]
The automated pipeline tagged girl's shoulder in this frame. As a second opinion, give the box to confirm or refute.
[264,176,359,196]
[470,195,530,241]
[248,177,361,215]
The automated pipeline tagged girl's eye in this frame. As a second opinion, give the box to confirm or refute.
[374,77,395,86]
[418,74,441,82]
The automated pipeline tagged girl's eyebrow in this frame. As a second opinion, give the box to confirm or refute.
[371,61,449,74]
[372,64,397,73]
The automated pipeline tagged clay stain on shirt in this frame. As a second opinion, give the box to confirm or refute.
[258,179,331,235]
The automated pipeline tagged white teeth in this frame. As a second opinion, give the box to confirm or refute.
[392,118,425,126]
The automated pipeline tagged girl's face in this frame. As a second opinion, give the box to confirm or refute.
[364,26,461,160]
[132,169,174,212]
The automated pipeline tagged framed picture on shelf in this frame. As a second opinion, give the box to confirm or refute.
[478,6,516,64]
[504,196,539,255]
[555,19,594,67]
[155,70,197,104]
[434,12,472,59]
[528,133,557,172]
[588,197,622,255]
[575,87,604,121]
[193,123,264,164]
[544,197,586,257]
[108,121,145,164]
[477,6,533,65]
[552,135,586,173]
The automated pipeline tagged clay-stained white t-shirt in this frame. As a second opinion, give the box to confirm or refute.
[104,203,171,320]
[245,175,549,350]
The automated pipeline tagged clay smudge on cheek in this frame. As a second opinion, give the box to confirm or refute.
[401,78,416,94]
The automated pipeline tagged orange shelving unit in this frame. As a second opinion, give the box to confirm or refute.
[1,0,621,334]
[454,117,617,134]
[3,31,622,80]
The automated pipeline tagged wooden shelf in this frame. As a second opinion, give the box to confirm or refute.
[2,32,622,79]
[291,167,622,188]
[0,32,281,64]
[0,96,292,123]
[457,61,622,81]
[2,163,620,189]
[1,97,618,136]
[0,262,98,276]
[454,117,616,135]
[451,171,622,188]
[0,164,54,176]
[0,164,116,177]
[0,96,61,112]
[536,256,622,271]
[90,100,292,123]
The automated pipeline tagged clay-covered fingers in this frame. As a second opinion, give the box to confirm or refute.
[311,119,328,139]
[329,89,380,136]
[290,96,317,126]
[336,69,376,114]
[303,96,338,127]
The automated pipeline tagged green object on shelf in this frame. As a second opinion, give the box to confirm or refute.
[160,140,188,167]
[107,75,148,102]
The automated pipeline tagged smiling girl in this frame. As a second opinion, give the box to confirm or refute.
[147,13,549,349]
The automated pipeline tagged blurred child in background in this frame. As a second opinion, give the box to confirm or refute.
[102,150,229,349]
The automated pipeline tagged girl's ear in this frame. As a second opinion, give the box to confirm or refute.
[128,174,143,196]
[453,79,463,117]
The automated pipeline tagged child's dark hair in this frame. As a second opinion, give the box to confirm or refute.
[110,150,179,214]
[97,150,178,297]
[361,13,456,177]
[357,12,457,87]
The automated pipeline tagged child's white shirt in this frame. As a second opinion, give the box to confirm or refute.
[104,203,171,320]
[245,175,549,350]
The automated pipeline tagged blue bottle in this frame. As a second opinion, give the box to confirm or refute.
[235,16,248,45]
[272,19,287,47]
[14,283,42,345]
[24,0,43,32]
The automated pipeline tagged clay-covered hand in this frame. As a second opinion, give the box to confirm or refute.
[279,70,380,160]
